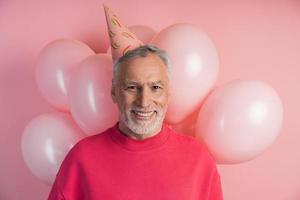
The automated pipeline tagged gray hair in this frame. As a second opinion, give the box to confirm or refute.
[112,44,171,84]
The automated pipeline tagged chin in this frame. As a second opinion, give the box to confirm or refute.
[120,108,166,135]
[128,118,164,135]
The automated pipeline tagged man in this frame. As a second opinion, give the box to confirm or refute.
[48,45,223,199]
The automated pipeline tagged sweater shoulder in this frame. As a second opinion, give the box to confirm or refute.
[169,128,203,150]
[66,127,113,157]
[169,128,217,165]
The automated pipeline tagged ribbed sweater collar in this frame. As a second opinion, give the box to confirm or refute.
[110,123,170,151]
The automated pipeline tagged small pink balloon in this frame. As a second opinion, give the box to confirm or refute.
[68,54,118,135]
[107,25,157,54]
[21,112,85,185]
[36,39,94,111]
[129,25,157,43]
[196,79,284,164]
[152,23,219,124]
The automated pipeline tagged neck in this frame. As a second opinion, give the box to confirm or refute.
[118,121,162,140]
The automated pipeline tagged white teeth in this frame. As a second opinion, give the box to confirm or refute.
[134,111,154,117]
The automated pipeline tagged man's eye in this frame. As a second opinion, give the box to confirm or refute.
[152,85,162,90]
[126,86,137,91]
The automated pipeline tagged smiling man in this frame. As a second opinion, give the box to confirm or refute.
[111,46,170,140]
[48,45,223,200]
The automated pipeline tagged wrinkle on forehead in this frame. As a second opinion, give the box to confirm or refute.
[115,54,169,86]
[123,80,166,86]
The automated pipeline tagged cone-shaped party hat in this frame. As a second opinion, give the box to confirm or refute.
[103,5,143,61]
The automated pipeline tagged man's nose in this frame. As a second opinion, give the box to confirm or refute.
[136,87,151,108]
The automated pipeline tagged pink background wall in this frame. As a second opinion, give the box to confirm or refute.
[1,0,300,199]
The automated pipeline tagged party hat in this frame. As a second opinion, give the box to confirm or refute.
[103,5,143,61]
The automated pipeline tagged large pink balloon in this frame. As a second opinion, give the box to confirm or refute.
[152,23,219,124]
[107,25,157,54]
[68,54,118,135]
[36,39,94,111]
[171,109,199,137]
[21,112,85,185]
[195,80,283,164]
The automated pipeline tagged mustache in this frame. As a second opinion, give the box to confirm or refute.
[130,106,163,112]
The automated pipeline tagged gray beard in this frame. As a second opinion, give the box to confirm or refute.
[120,107,166,136]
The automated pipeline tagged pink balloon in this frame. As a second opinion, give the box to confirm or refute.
[195,80,283,164]
[171,109,199,137]
[36,39,94,111]
[21,112,85,185]
[129,25,157,43]
[107,25,157,54]
[152,23,219,124]
[68,54,118,135]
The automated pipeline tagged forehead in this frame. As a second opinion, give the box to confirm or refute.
[117,54,168,84]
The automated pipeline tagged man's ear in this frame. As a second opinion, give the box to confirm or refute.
[111,81,117,103]
[167,85,172,104]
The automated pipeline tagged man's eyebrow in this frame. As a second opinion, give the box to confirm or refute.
[123,80,165,86]
[124,80,164,85]
[124,80,139,85]
[149,81,165,86]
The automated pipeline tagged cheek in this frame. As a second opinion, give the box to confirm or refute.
[154,93,169,107]
[118,93,135,109]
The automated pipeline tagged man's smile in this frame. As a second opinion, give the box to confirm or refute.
[131,110,156,121]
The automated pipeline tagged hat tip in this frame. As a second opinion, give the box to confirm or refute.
[102,4,109,10]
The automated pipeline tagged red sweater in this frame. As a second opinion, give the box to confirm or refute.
[48,123,223,200]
